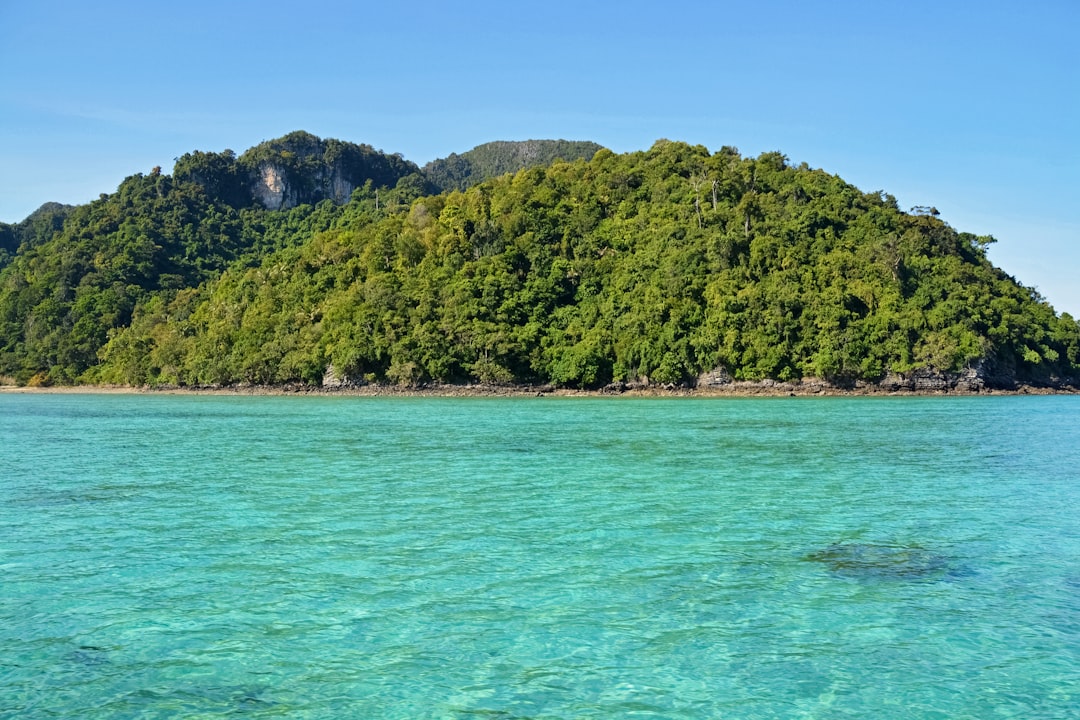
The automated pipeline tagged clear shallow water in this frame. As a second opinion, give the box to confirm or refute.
[1,394,1078,719]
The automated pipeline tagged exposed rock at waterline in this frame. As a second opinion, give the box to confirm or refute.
[697,366,734,388]
[321,364,367,389]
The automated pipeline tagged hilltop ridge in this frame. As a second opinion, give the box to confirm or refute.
[161,132,604,213]
[422,140,605,193]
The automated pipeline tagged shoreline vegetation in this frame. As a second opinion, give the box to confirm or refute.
[2,379,1075,398]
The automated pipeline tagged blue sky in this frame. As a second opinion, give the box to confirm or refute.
[2,0,1077,314]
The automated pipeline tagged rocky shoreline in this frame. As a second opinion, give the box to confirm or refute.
[2,377,1076,398]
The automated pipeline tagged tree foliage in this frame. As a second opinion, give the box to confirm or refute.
[2,135,1077,388]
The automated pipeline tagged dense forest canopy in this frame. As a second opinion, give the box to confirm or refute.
[0,133,1076,389]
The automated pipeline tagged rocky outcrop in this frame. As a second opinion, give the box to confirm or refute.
[321,364,366,389]
[879,368,976,392]
[240,131,420,211]
[696,366,733,387]
[587,361,1080,396]
[328,168,355,204]
[877,360,1020,392]
[250,162,358,211]
[253,163,296,211]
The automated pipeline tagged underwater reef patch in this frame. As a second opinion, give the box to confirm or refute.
[805,542,961,581]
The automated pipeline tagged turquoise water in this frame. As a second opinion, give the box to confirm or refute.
[2,394,1079,718]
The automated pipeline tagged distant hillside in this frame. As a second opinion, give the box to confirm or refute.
[0,202,74,270]
[1,134,1076,390]
[423,140,605,192]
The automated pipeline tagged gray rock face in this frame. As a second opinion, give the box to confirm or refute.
[251,163,357,211]
[252,164,295,210]
[322,364,365,389]
[240,131,418,211]
[953,366,987,392]
[697,366,733,387]
[328,169,355,204]
[879,365,988,392]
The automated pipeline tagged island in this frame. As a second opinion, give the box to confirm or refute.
[1,132,1077,393]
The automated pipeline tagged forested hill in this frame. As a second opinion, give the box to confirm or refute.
[0,202,74,271]
[422,140,606,192]
[0,134,1077,390]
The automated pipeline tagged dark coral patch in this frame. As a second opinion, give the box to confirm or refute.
[806,543,956,581]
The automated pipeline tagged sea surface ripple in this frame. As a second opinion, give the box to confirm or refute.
[1,394,1078,718]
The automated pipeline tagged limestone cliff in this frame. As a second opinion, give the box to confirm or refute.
[240,131,421,211]
[253,163,296,210]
